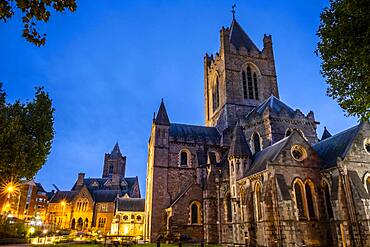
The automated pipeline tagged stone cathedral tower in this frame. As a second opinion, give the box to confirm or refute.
[204,18,279,132]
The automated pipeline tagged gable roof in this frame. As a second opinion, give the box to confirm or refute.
[93,190,121,202]
[245,136,290,176]
[117,198,145,212]
[245,95,295,120]
[229,19,259,51]
[155,99,170,126]
[169,123,220,143]
[312,124,361,169]
[229,124,252,158]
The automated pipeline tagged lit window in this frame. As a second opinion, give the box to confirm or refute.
[98,217,106,228]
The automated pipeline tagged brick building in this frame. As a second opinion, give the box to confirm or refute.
[47,143,143,234]
[144,16,370,246]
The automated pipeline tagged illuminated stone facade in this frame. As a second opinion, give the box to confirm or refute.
[144,17,370,246]
[47,143,143,234]
[111,197,145,239]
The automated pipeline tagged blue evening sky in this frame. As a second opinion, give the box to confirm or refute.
[0,0,356,194]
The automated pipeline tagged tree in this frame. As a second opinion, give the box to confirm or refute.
[316,0,370,121]
[0,83,54,180]
[0,0,77,46]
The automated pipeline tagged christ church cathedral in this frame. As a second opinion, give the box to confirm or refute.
[144,16,370,247]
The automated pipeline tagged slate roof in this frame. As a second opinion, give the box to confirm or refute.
[35,183,46,193]
[93,190,122,202]
[321,127,332,140]
[169,123,220,143]
[155,99,170,126]
[229,19,259,51]
[312,124,360,169]
[245,95,295,120]
[117,198,145,212]
[246,136,290,176]
[50,191,78,203]
[229,124,252,158]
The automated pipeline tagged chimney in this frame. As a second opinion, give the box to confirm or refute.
[77,173,85,187]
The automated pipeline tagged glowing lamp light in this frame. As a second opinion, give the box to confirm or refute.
[60,201,66,206]
[43,229,48,234]
[6,185,14,193]
[29,227,35,234]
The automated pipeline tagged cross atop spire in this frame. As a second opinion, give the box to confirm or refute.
[231,4,236,20]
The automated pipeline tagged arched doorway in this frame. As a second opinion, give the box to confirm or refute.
[71,218,76,230]
[77,217,83,230]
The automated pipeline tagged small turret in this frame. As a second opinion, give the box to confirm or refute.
[321,126,332,140]
[154,99,170,126]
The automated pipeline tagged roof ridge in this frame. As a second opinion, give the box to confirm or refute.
[314,124,360,145]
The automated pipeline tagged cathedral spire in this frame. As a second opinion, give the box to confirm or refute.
[231,4,236,20]
[155,99,170,126]
[229,19,259,51]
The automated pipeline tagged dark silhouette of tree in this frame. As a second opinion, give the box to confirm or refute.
[0,0,77,46]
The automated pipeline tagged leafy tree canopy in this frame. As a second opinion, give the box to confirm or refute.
[0,83,54,180]
[317,0,370,121]
[0,0,77,46]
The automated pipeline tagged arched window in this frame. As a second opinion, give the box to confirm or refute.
[109,164,114,174]
[322,181,333,219]
[253,72,259,100]
[293,180,306,220]
[180,150,189,167]
[190,201,201,224]
[213,77,220,111]
[84,218,89,229]
[226,193,232,222]
[253,132,261,153]
[247,66,254,99]
[255,182,262,221]
[242,71,247,99]
[305,182,316,219]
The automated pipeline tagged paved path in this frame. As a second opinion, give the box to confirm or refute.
[0,244,30,247]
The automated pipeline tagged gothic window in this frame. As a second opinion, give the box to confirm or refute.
[305,181,316,219]
[247,66,254,99]
[109,164,114,174]
[322,181,333,219]
[179,150,190,167]
[293,180,307,220]
[212,76,220,112]
[253,72,259,100]
[226,192,232,222]
[190,201,201,224]
[291,145,307,162]
[253,132,261,153]
[84,218,89,229]
[242,71,247,99]
[255,182,262,221]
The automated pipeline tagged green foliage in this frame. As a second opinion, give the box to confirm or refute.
[0,83,54,180]
[0,0,77,46]
[317,0,370,121]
